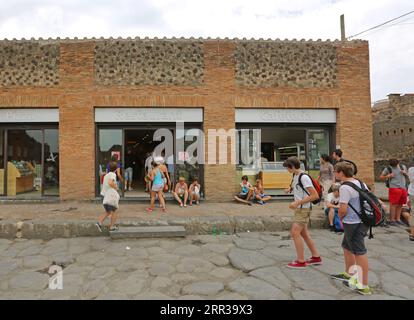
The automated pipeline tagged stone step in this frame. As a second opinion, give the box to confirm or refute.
[109,226,187,239]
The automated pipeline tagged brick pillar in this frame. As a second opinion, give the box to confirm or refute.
[203,41,237,201]
[59,42,95,199]
[337,42,374,188]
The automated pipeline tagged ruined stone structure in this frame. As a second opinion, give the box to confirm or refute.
[372,94,414,179]
[0,37,373,201]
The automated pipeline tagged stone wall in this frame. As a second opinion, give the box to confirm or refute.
[235,40,338,88]
[0,41,59,86]
[94,39,204,86]
[372,94,414,179]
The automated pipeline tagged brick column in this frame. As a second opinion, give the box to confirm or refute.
[203,41,237,201]
[59,42,95,199]
[337,42,374,187]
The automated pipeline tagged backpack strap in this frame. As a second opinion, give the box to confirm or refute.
[341,180,374,239]
[297,172,313,209]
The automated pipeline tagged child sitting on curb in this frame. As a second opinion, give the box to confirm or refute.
[253,179,272,205]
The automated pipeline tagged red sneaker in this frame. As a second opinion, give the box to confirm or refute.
[287,260,307,269]
[146,207,153,213]
[306,256,322,266]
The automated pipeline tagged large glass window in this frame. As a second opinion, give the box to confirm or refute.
[174,127,204,197]
[44,129,59,196]
[0,130,4,196]
[98,129,123,194]
[307,129,330,178]
[7,130,43,198]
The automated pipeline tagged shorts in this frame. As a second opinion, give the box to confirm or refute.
[341,223,368,255]
[124,167,133,181]
[152,184,164,192]
[324,207,339,216]
[294,208,311,225]
[389,188,408,205]
[103,204,118,212]
[237,193,248,200]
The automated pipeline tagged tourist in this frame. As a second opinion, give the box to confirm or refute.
[146,160,167,213]
[189,178,201,205]
[124,148,135,191]
[324,183,342,232]
[331,149,358,176]
[253,179,271,205]
[234,175,254,205]
[408,162,414,241]
[173,177,189,207]
[318,154,335,206]
[144,152,153,192]
[106,154,124,190]
[96,161,120,232]
[380,159,409,226]
[331,161,372,295]
[283,156,322,269]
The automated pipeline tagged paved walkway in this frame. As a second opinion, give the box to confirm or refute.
[0,200,298,221]
[0,226,413,300]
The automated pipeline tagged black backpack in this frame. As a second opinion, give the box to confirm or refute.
[341,180,386,239]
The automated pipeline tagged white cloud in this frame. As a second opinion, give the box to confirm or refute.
[0,0,413,101]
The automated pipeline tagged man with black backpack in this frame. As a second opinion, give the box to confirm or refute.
[330,161,373,295]
[332,149,358,176]
[283,157,322,269]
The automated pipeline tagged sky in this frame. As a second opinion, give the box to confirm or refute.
[0,0,413,102]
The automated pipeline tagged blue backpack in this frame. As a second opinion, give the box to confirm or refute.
[333,211,344,231]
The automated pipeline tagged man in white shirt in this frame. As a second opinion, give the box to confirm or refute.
[283,157,322,269]
[330,161,372,295]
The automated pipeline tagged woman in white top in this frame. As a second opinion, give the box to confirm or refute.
[408,164,414,241]
[189,178,201,205]
[96,161,120,232]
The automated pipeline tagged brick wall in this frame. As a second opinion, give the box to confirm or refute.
[0,38,374,200]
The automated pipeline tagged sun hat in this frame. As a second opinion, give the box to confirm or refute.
[154,156,165,164]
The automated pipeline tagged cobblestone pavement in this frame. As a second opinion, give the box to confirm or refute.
[1,225,413,300]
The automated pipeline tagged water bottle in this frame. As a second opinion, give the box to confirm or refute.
[212,225,217,236]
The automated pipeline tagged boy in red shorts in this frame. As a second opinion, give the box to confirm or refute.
[380,159,409,226]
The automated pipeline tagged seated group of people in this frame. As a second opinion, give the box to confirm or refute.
[172,177,201,207]
[234,175,272,206]
[323,182,412,233]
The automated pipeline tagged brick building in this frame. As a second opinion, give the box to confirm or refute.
[0,37,374,201]
[372,94,414,179]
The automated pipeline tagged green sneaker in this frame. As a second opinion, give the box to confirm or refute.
[342,280,373,295]
[356,285,373,295]
[330,272,351,281]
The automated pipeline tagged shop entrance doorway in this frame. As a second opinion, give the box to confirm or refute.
[96,123,204,199]
[123,129,164,198]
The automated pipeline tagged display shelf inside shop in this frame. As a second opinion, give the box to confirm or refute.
[7,161,36,196]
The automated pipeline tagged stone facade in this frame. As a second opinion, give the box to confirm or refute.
[372,94,414,179]
[0,38,373,201]
[94,39,204,86]
[0,41,59,86]
[235,40,337,88]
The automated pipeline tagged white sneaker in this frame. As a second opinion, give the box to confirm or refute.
[128,187,133,191]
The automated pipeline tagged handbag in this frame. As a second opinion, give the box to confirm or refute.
[103,188,120,208]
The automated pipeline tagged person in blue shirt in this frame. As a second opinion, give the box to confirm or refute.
[234,175,254,205]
